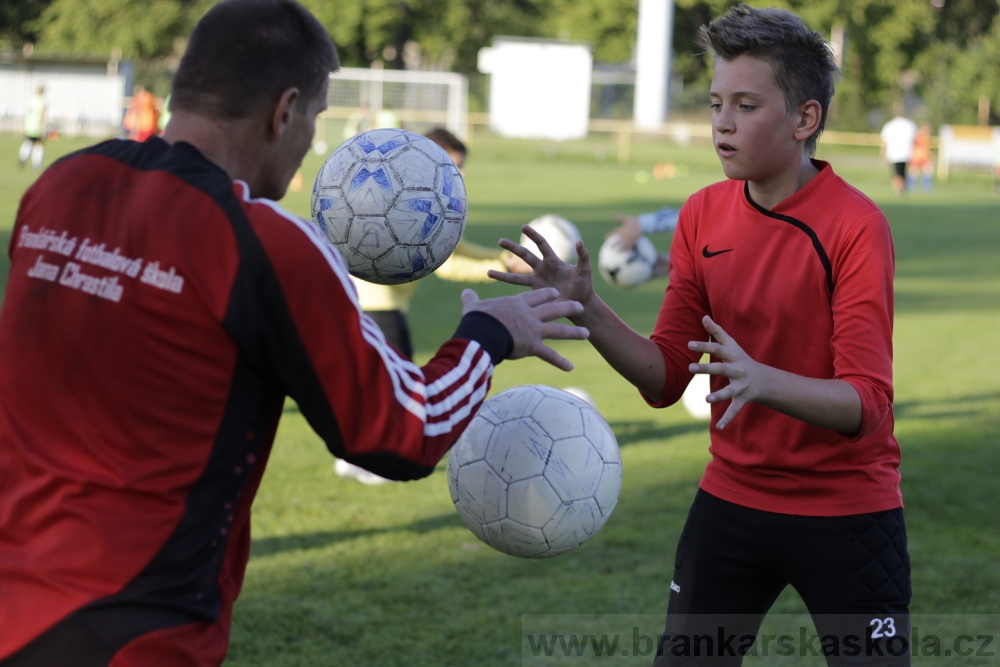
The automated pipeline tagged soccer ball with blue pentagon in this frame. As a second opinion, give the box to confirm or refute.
[311,128,467,284]
[447,385,622,558]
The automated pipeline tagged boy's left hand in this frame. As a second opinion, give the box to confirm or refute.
[687,315,766,431]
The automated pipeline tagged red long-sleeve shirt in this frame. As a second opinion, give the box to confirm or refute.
[648,162,902,516]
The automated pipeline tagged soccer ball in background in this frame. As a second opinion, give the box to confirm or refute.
[447,385,622,559]
[598,234,658,288]
[311,128,467,285]
[681,373,713,421]
[518,214,582,265]
[562,386,596,408]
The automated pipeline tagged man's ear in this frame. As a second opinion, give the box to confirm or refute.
[794,99,822,140]
[269,87,301,140]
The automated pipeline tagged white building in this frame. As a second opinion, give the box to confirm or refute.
[478,37,593,141]
[0,50,130,138]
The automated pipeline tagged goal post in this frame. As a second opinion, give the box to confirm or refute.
[320,66,469,148]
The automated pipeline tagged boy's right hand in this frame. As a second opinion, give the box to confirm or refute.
[489,224,596,310]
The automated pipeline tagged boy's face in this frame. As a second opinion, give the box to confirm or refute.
[709,55,806,186]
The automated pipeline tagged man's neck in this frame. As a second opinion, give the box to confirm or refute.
[161,111,265,189]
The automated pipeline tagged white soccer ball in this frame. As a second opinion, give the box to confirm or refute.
[681,373,712,421]
[311,128,467,284]
[519,214,581,264]
[598,233,658,288]
[447,385,622,559]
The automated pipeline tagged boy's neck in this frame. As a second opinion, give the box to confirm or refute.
[746,156,821,211]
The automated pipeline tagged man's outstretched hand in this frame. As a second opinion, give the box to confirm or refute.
[461,287,588,371]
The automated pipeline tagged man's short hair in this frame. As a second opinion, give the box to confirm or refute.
[171,0,339,119]
[698,3,838,156]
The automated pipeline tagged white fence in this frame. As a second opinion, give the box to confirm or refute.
[0,60,126,138]
[938,124,1000,180]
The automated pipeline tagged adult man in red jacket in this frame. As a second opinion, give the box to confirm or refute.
[0,2,587,664]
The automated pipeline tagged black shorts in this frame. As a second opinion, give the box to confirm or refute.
[892,162,908,179]
[654,489,911,666]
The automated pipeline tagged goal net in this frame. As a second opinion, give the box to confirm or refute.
[320,66,469,147]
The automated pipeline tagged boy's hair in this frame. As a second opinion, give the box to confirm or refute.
[425,127,468,158]
[171,0,339,120]
[698,3,838,156]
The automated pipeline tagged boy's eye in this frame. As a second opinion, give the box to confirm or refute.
[739,104,757,112]
[709,103,722,112]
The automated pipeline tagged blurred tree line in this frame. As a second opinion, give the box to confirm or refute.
[2,0,998,129]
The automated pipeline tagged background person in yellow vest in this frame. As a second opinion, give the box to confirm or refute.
[18,85,47,172]
[337,127,532,485]
[158,94,172,134]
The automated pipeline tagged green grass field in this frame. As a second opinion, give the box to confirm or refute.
[2,130,999,665]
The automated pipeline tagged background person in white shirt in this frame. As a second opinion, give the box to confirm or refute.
[880,103,918,197]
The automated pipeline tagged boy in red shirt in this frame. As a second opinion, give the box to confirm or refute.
[494,4,909,664]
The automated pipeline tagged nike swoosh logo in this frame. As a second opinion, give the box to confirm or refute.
[702,245,734,258]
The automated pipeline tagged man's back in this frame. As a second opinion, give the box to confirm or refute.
[0,133,531,664]
[0,137,277,663]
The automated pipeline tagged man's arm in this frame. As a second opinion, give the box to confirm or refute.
[255,212,589,481]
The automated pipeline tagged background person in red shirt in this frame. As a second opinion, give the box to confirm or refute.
[123,85,161,141]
